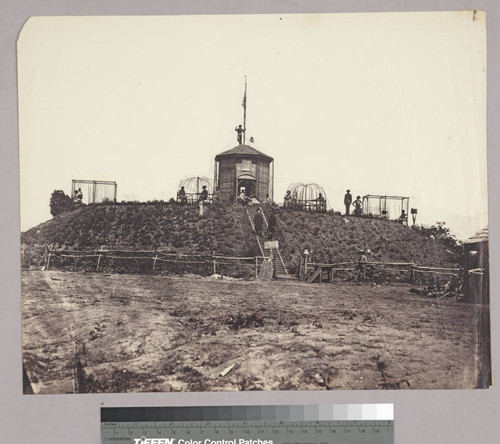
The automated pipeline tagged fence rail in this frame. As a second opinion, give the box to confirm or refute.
[37,246,460,285]
[302,260,460,284]
[42,246,270,279]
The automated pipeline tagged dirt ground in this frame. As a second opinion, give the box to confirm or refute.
[22,270,485,393]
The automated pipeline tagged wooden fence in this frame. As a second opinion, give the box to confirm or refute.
[42,246,270,279]
[36,246,460,284]
[300,260,460,284]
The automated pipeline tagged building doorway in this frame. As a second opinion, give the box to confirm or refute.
[237,178,256,198]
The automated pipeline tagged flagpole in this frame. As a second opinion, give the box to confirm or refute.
[242,76,247,144]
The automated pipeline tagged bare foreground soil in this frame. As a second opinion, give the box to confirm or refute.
[22,270,485,393]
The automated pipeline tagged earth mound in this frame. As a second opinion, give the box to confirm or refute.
[21,202,458,271]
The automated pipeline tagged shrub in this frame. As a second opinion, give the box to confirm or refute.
[49,190,74,217]
[414,222,461,252]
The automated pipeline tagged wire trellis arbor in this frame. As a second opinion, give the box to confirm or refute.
[71,180,117,204]
[362,195,409,224]
[177,176,214,203]
[285,183,327,212]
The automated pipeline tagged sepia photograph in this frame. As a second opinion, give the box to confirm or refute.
[18,12,490,393]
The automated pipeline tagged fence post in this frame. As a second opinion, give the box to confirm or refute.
[410,264,415,284]
[153,254,158,271]
[96,253,102,272]
[212,251,216,275]
[255,256,258,278]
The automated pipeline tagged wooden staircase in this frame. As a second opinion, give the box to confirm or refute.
[245,205,290,279]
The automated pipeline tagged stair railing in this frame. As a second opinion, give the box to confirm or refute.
[258,206,288,275]
[245,207,265,257]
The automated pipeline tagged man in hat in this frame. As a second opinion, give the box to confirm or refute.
[235,124,245,145]
[199,185,208,202]
[177,186,187,204]
[399,209,407,224]
[353,195,362,216]
[268,209,277,240]
[316,192,326,212]
[355,249,368,284]
[283,190,292,208]
[344,189,352,215]
[254,208,264,237]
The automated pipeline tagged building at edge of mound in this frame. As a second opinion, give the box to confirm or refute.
[214,144,274,203]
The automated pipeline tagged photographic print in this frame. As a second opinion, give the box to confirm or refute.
[19,12,490,393]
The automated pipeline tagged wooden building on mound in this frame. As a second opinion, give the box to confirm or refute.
[463,227,489,303]
[214,144,274,202]
[462,227,491,388]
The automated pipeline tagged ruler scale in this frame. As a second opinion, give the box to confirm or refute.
[101,405,394,444]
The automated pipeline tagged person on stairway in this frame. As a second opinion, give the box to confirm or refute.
[254,208,264,237]
[268,210,277,240]
[237,191,250,206]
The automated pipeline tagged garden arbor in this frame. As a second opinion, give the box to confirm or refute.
[177,176,213,203]
[285,183,327,212]
[71,180,117,204]
[362,195,409,223]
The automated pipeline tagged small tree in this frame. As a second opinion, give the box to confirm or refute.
[50,190,73,217]
[415,221,460,252]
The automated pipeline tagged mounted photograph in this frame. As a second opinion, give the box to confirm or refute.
[18,12,490,393]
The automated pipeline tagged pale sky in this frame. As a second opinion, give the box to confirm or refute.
[18,12,487,240]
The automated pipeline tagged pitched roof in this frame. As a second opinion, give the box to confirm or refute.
[464,227,488,244]
[215,144,273,161]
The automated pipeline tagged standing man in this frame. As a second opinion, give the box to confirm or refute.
[283,190,292,208]
[353,195,363,216]
[235,124,245,145]
[254,208,264,237]
[268,210,277,240]
[355,250,368,284]
[344,189,352,215]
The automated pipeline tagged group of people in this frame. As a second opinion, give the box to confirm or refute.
[237,191,253,206]
[343,190,363,216]
[253,208,277,240]
[346,190,408,223]
[282,190,326,212]
[73,188,83,204]
[238,191,272,207]
[279,189,363,215]
[177,185,210,204]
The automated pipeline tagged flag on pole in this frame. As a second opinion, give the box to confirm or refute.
[242,77,247,143]
[242,77,247,109]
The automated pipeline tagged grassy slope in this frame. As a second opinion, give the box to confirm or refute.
[273,209,456,270]
[22,203,256,257]
[22,203,456,268]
